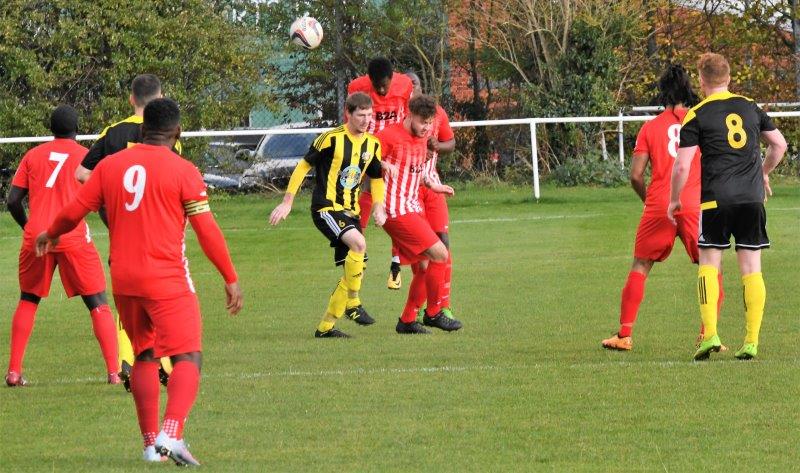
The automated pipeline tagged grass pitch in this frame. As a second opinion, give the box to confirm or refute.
[0,182,798,471]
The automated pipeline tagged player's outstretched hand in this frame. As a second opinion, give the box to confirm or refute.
[34,231,59,257]
[269,202,292,226]
[225,282,243,315]
[430,183,455,196]
[372,203,387,227]
[381,161,399,180]
[667,201,680,226]
[763,173,772,202]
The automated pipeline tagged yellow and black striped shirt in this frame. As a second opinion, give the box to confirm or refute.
[81,115,182,170]
[306,125,382,213]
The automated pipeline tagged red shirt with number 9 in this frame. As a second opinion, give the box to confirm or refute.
[75,143,208,298]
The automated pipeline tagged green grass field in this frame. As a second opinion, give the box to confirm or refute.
[0,182,798,471]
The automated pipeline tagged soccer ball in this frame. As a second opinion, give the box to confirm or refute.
[289,16,323,50]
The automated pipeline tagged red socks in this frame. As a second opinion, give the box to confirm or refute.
[442,253,452,309]
[424,260,447,316]
[130,360,160,447]
[163,361,200,439]
[358,192,373,230]
[401,263,427,323]
[7,300,38,373]
[618,271,647,337]
[89,305,119,375]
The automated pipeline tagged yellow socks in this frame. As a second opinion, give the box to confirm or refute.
[697,265,720,341]
[742,272,765,345]
[117,315,135,371]
[318,279,348,332]
[344,251,365,310]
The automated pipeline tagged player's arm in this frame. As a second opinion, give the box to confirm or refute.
[6,185,28,229]
[268,158,312,226]
[76,136,106,183]
[365,149,387,226]
[668,146,697,224]
[187,209,243,315]
[629,152,649,203]
[35,199,92,255]
[760,128,787,200]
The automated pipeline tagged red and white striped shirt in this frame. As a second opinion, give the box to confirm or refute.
[421,105,455,186]
[376,123,428,218]
[347,73,413,134]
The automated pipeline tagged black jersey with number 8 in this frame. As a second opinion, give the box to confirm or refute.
[679,91,776,206]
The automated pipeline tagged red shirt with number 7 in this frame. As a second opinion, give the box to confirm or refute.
[75,143,209,298]
[12,139,91,251]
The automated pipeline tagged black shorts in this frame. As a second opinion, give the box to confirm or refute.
[311,209,367,266]
[698,202,769,251]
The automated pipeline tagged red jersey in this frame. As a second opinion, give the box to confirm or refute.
[421,106,455,185]
[377,123,429,219]
[347,72,413,133]
[634,108,700,216]
[75,143,209,298]
[11,139,91,251]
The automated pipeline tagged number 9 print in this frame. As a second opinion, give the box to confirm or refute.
[123,165,147,211]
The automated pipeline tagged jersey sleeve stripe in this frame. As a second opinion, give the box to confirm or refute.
[184,200,211,216]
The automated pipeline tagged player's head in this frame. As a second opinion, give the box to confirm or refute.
[130,74,163,109]
[407,94,436,138]
[345,92,373,134]
[697,53,730,93]
[405,70,422,98]
[50,104,79,139]
[368,57,394,97]
[142,98,181,146]
[656,64,699,108]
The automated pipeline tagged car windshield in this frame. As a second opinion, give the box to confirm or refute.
[259,133,316,160]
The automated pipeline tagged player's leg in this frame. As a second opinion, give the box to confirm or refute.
[436,232,453,316]
[679,212,725,347]
[6,292,41,387]
[7,248,54,386]
[400,261,428,324]
[603,214,668,350]
[312,211,356,337]
[695,248,724,360]
[115,294,162,462]
[59,243,120,382]
[421,240,462,331]
[150,294,203,466]
[731,202,769,359]
[340,226,375,325]
[388,246,402,290]
[358,188,373,230]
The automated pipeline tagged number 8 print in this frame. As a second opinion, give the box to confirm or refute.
[123,165,146,211]
[725,113,747,149]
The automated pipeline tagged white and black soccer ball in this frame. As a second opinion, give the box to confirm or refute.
[289,16,323,50]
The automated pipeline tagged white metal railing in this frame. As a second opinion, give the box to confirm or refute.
[2,110,798,200]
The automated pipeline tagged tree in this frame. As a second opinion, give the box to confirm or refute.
[0,0,272,172]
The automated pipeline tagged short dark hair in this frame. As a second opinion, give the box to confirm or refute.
[50,105,78,138]
[656,64,699,107]
[367,57,393,83]
[143,98,180,133]
[408,95,436,119]
[345,92,373,114]
[131,74,162,107]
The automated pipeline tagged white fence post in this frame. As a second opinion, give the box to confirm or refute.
[529,119,540,200]
[618,108,625,167]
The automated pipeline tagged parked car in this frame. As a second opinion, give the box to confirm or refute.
[239,123,317,189]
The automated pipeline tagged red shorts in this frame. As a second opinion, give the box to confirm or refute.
[382,212,440,265]
[419,186,449,234]
[634,212,699,263]
[18,243,106,298]
[114,292,202,358]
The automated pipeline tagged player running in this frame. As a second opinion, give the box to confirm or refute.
[5,105,118,387]
[377,95,462,334]
[601,64,716,351]
[36,98,243,465]
[76,73,179,390]
[270,92,386,338]
[669,53,786,361]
